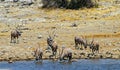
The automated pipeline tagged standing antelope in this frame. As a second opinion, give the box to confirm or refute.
[10,29,21,43]
[74,36,88,50]
[89,38,99,54]
[46,29,58,57]
[47,36,58,56]
[59,47,72,61]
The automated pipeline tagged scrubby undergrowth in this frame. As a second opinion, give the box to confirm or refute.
[41,0,99,9]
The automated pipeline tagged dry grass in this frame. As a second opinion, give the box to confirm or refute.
[0,0,120,60]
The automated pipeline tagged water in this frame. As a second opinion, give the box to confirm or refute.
[0,59,120,70]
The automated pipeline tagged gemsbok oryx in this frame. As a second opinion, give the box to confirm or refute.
[46,29,58,58]
[34,48,43,61]
[10,29,21,43]
[34,44,43,61]
[59,46,72,61]
[89,38,99,54]
[74,36,88,50]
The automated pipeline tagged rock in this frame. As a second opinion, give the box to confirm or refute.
[112,54,120,59]
[37,34,42,39]
[20,27,30,30]
[71,59,78,62]
[117,42,120,44]
[70,23,78,27]
[1,29,9,33]
[105,54,112,58]
[4,3,11,8]
[19,0,33,6]
[23,41,27,43]
[8,57,13,63]
[33,18,46,22]
[114,0,120,4]
[23,38,27,40]
[37,3,43,8]
[87,53,93,59]
[0,52,4,56]
[107,43,112,46]
[106,51,113,55]
[74,52,77,55]
[8,60,13,63]
[100,55,103,59]
[5,0,14,2]
[80,52,86,56]
[104,51,113,58]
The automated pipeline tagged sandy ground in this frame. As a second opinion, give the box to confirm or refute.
[0,0,120,61]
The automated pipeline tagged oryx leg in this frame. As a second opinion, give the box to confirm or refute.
[10,37,13,43]
[17,37,19,44]
[80,44,83,50]
[14,38,16,43]
[75,43,79,49]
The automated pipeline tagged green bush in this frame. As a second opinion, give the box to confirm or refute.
[41,0,99,9]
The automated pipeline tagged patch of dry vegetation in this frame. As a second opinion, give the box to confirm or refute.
[0,0,120,60]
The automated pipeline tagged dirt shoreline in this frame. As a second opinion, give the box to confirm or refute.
[0,57,120,62]
[0,50,120,62]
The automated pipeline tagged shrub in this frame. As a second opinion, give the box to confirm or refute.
[41,0,99,9]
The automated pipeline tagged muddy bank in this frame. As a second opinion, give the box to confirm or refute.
[0,45,120,62]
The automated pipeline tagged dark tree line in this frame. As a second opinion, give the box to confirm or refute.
[41,0,99,9]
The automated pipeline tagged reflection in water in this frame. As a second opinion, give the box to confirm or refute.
[0,59,120,70]
[35,61,43,65]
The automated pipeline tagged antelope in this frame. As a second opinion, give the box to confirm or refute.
[46,29,58,57]
[89,38,99,54]
[74,36,88,50]
[34,48,43,61]
[34,43,43,61]
[10,29,21,43]
[59,46,72,61]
